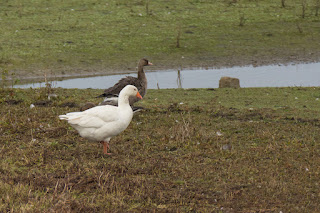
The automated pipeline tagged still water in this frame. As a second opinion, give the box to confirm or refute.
[14,62,320,89]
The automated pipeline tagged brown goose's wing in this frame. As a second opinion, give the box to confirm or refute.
[97,76,142,98]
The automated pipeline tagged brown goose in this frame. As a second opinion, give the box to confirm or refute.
[97,58,152,106]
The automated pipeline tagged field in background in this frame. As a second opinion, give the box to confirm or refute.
[1,87,320,211]
[1,0,320,79]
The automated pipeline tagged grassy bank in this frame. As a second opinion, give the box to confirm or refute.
[1,87,320,211]
[1,0,320,79]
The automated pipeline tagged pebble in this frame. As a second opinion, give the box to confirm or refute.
[222,144,232,150]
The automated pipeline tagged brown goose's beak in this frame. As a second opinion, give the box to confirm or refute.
[136,92,143,99]
[148,61,153,66]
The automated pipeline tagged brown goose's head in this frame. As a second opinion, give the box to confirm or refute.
[139,58,153,67]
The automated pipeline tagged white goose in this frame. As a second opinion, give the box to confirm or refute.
[59,85,142,155]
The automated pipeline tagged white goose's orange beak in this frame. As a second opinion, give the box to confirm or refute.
[148,61,153,66]
[136,92,143,99]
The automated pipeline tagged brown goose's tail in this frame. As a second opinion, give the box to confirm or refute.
[96,93,119,98]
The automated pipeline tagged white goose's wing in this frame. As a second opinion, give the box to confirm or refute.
[59,105,119,128]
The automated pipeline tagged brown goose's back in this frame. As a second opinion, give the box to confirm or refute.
[97,58,152,106]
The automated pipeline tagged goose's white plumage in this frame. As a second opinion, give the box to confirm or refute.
[59,85,142,155]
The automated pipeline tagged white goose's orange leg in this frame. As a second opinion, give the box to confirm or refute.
[101,141,111,155]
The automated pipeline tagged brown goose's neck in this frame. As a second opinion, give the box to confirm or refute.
[137,64,146,80]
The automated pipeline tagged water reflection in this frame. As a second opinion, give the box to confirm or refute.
[177,70,182,89]
[14,62,320,89]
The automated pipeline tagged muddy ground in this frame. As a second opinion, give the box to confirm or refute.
[1,87,320,212]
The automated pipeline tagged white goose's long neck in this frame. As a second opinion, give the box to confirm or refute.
[118,94,131,109]
[117,92,133,124]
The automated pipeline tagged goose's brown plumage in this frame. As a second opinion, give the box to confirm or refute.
[97,58,152,106]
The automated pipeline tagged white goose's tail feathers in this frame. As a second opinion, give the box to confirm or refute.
[59,115,69,120]
[59,112,82,121]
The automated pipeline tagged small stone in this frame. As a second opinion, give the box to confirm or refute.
[222,144,232,150]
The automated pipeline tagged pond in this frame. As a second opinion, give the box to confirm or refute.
[13,62,320,89]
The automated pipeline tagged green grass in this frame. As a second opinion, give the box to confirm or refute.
[1,0,320,78]
[1,87,320,211]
